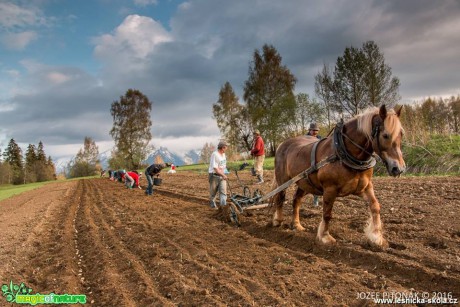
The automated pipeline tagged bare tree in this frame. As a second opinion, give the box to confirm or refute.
[315,63,339,128]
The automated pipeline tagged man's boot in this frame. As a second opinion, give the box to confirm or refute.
[313,195,319,206]
[256,174,264,184]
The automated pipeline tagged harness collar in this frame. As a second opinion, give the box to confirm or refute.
[333,120,376,171]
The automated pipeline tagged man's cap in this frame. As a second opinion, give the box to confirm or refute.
[309,123,319,131]
[253,129,260,135]
[217,140,228,149]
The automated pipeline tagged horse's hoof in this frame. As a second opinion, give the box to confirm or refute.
[372,238,389,249]
[366,231,388,249]
[291,223,305,231]
[317,234,336,245]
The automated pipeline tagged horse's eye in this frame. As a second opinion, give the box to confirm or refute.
[382,133,390,140]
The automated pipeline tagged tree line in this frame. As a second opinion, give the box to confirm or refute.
[65,40,460,178]
[400,95,460,144]
[212,41,402,156]
[0,139,56,185]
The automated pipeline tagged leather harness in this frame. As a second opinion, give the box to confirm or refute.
[305,120,378,194]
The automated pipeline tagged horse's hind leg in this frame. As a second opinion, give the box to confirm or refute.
[291,187,306,231]
[317,188,337,244]
[272,190,286,227]
[361,182,388,248]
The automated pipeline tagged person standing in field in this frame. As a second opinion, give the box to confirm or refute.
[251,129,265,184]
[208,141,228,209]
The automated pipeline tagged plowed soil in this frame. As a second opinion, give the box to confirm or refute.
[0,171,459,306]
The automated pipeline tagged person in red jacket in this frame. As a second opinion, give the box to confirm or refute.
[125,171,142,189]
[250,129,265,184]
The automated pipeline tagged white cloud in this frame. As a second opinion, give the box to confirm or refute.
[0,2,44,28]
[178,2,191,11]
[19,59,46,74]
[133,0,158,7]
[197,35,222,59]
[4,69,20,79]
[1,30,38,50]
[0,103,15,113]
[93,14,172,60]
[47,72,72,84]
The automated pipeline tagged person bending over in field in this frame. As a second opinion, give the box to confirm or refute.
[125,171,142,189]
[144,163,168,196]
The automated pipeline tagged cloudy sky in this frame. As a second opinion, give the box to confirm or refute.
[0,0,459,162]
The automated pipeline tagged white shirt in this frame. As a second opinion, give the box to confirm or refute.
[208,150,226,174]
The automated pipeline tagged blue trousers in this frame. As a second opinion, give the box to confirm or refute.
[145,172,154,195]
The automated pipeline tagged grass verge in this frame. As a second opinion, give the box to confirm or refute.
[0,182,50,202]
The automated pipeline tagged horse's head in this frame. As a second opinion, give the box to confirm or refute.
[372,105,406,177]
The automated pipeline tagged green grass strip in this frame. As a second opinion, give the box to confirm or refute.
[0,182,50,202]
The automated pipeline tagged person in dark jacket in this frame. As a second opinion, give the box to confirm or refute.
[144,163,168,195]
[306,123,321,206]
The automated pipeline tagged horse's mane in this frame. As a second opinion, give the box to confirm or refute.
[355,107,403,141]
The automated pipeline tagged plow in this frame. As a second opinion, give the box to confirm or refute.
[225,156,331,226]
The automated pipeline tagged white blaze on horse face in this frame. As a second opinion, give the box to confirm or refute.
[380,122,406,176]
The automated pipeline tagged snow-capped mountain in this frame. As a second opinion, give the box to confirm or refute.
[54,147,201,173]
[98,150,111,169]
[144,147,189,166]
[54,157,71,174]
[183,149,201,165]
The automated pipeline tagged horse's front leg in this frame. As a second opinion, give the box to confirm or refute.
[291,187,306,231]
[317,188,337,244]
[361,182,388,248]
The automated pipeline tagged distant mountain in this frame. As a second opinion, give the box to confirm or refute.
[54,150,110,174]
[98,150,111,169]
[54,157,71,174]
[183,149,201,165]
[54,147,201,172]
[144,147,201,166]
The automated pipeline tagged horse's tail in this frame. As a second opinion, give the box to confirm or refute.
[268,171,277,204]
[267,171,278,213]
[268,170,287,214]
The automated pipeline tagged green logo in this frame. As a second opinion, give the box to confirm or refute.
[1,281,86,305]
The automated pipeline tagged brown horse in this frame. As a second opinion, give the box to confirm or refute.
[272,105,405,247]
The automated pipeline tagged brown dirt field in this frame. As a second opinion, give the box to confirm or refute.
[0,171,459,306]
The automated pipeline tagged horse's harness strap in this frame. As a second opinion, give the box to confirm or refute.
[305,138,336,195]
[333,120,376,171]
[309,139,320,171]
[259,141,336,203]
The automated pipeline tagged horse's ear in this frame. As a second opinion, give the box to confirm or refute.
[395,105,403,117]
[379,104,387,120]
